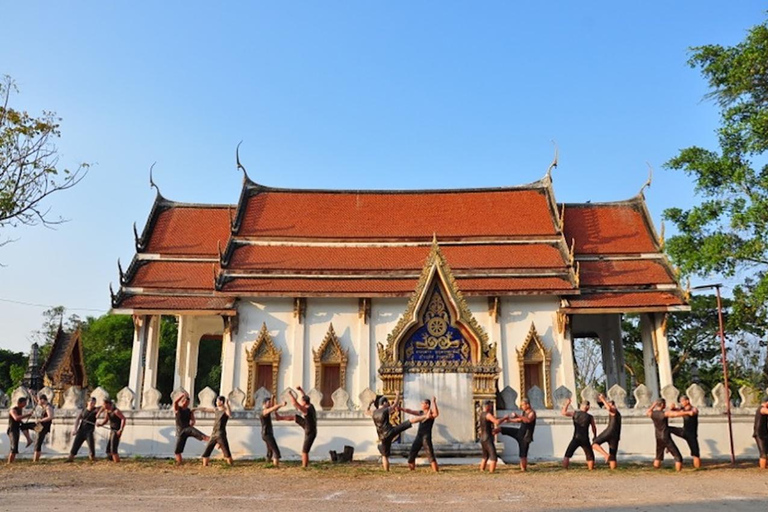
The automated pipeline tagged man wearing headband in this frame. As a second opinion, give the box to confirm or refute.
[366,391,412,471]
[591,393,622,469]
[66,397,101,462]
[496,397,537,471]
[98,399,126,463]
[561,397,596,470]
[6,396,33,463]
[173,391,209,465]
[400,396,440,472]
[669,395,700,468]
[754,396,768,469]
[32,393,55,462]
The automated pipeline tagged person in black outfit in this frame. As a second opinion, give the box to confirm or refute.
[591,393,622,469]
[669,395,700,468]
[6,396,33,463]
[98,399,126,463]
[283,385,317,468]
[172,391,209,465]
[646,399,686,472]
[496,397,537,471]
[32,393,54,462]
[201,396,233,466]
[366,390,412,472]
[400,396,440,472]
[754,396,768,470]
[561,397,596,470]
[261,396,288,467]
[67,397,101,462]
[478,399,505,473]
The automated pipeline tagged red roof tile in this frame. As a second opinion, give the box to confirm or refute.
[144,206,231,256]
[578,259,674,287]
[228,243,568,272]
[117,294,235,311]
[129,261,216,290]
[563,202,658,255]
[239,189,557,239]
[220,276,574,295]
[566,291,685,309]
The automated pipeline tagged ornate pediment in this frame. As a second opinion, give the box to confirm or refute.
[378,238,497,372]
[245,323,281,363]
[313,324,348,365]
[516,323,552,362]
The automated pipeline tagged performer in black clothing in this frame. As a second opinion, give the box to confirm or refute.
[669,395,700,468]
[201,396,233,466]
[400,396,440,472]
[261,396,288,467]
[754,396,768,470]
[366,390,412,472]
[98,399,126,463]
[172,391,209,465]
[646,399,686,472]
[283,385,317,468]
[32,393,54,462]
[561,397,596,470]
[478,400,505,473]
[591,393,622,469]
[6,397,33,463]
[67,397,101,462]
[496,397,537,471]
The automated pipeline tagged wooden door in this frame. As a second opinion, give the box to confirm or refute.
[524,362,542,392]
[257,364,273,394]
[321,364,340,409]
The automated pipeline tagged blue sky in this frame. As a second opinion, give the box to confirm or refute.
[1,2,765,353]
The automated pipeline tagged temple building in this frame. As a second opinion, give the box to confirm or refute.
[111,167,688,446]
[40,327,88,407]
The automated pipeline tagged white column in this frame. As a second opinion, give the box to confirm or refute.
[599,333,618,389]
[654,313,674,390]
[219,316,237,397]
[173,316,187,391]
[555,313,577,396]
[357,301,371,403]
[640,313,660,399]
[488,301,504,387]
[182,320,200,397]
[128,315,148,409]
[143,315,161,391]
[291,301,306,388]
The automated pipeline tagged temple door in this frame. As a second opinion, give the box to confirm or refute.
[256,364,273,394]
[320,364,340,409]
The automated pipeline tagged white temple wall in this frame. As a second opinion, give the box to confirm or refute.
[370,298,408,392]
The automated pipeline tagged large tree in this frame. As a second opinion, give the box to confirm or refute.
[663,17,768,385]
[0,75,88,245]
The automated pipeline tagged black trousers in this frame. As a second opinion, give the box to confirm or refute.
[70,429,96,458]
[378,420,412,457]
[499,425,533,458]
[565,437,595,461]
[407,433,435,463]
[34,425,51,452]
[592,429,620,462]
[655,436,683,462]
[263,433,281,460]
[669,427,700,458]
[175,426,206,454]
[202,434,231,458]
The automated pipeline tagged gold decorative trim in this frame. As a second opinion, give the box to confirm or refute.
[313,323,349,409]
[244,323,281,408]
[516,323,553,408]
[555,310,570,335]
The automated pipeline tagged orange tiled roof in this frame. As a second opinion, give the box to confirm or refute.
[129,261,217,290]
[565,291,686,310]
[563,201,658,255]
[117,294,235,311]
[143,205,231,256]
[578,259,675,287]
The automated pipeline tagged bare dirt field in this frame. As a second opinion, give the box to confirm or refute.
[0,459,767,512]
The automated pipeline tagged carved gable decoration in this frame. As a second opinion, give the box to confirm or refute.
[245,323,281,408]
[41,326,88,407]
[516,323,554,408]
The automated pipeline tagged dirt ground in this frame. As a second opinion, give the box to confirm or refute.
[0,459,767,512]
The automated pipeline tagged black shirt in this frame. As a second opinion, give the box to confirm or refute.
[572,411,592,441]
[303,404,317,435]
[479,411,494,442]
[211,409,229,437]
[79,408,99,434]
[754,407,768,438]
[519,411,537,443]
[7,406,22,433]
[416,417,434,437]
[107,408,122,431]
[261,411,274,436]
[176,407,192,430]
[651,410,670,439]
[373,407,393,440]
[605,410,622,440]
[682,406,698,437]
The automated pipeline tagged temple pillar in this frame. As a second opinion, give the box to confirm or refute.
[640,313,660,400]
[291,298,307,388]
[555,312,577,398]
[173,316,187,391]
[219,316,237,397]
[596,314,625,391]
[357,299,371,404]
[142,315,161,391]
[128,315,148,409]
[653,313,673,390]
[182,329,200,398]
[487,297,504,387]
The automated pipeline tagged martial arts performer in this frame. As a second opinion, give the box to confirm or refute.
[561,397,596,470]
[6,396,33,463]
[496,397,537,471]
[261,396,287,467]
[172,391,209,465]
[366,391,412,471]
[284,385,317,468]
[646,399,685,471]
[754,396,768,470]
[66,397,100,462]
[32,393,54,462]
[478,399,505,473]
[98,399,126,462]
[400,396,440,472]
[669,395,701,468]
[591,393,621,469]
[201,396,233,466]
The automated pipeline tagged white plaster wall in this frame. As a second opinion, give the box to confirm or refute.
[370,298,408,392]
[3,408,761,463]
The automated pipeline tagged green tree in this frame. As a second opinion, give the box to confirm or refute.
[0,348,26,391]
[0,75,88,245]
[663,17,768,385]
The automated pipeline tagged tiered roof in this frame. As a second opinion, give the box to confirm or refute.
[111,172,687,315]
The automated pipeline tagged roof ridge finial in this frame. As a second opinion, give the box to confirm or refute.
[545,140,559,180]
[639,162,653,196]
[236,140,251,182]
[149,162,162,196]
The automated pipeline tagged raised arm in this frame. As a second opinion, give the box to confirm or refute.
[645,401,658,417]
[290,388,309,414]
[173,392,186,412]
[9,407,25,422]
[561,398,574,417]
[486,412,504,427]
[262,400,286,416]
[760,406,768,415]
[431,397,439,419]
[391,391,401,410]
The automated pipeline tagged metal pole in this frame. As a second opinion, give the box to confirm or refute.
[714,285,736,464]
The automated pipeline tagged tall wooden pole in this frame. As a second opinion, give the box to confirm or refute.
[714,285,736,464]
